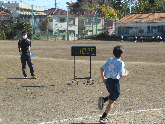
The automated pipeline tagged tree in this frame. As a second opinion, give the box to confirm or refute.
[135,0,165,12]
[16,22,35,39]
[82,4,117,19]
[4,23,14,40]
[0,29,6,40]
[67,0,117,19]
[40,17,48,34]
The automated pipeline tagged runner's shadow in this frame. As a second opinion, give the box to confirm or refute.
[21,86,45,88]
[7,78,34,79]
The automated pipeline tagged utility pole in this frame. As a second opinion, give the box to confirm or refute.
[124,0,126,17]
[67,6,69,41]
[129,0,131,13]
[55,0,56,8]
[96,8,97,34]
[31,5,33,40]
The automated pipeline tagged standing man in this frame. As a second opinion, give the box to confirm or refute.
[135,36,138,43]
[156,35,159,43]
[18,31,37,79]
[140,35,143,43]
[121,35,123,43]
[152,35,155,42]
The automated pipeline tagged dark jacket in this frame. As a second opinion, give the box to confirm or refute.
[18,38,31,55]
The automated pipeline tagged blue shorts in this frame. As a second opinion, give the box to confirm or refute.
[105,78,120,101]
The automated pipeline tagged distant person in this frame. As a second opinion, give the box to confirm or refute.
[152,35,155,42]
[157,35,159,43]
[140,35,143,43]
[18,31,37,79]
[121,35,123,43]
[98,46,129,123]
[159,36,163,43]
[135,36,138,43]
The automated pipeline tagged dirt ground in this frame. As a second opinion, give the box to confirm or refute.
[0,40,164,124]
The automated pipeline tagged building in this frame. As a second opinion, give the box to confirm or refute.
[75,10,104,37]
[0,1,48,32]
[0,10,12,29]
[0,1,46,12]
[44,8,78,40]
[12,11,47,32]
[115,12,165,37]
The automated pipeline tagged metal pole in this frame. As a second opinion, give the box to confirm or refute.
[129,0,131,13]
[74,56,75,79]
[90,55,91,79]
[55,0,56,8]
[125,0,126,17]
[96,8,97,34]
[67,6,69,41]
[31,5,33,40]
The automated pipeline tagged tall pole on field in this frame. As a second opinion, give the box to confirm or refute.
[55,0,56,8]
[67,6,69,41]
[124,0,126,17]
[31,5,33,40]
[96,7,97,34]
[129,0,131,13]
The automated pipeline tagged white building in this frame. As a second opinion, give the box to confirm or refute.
[44,8,78,40]
[75,10,104,37]
[0,1,47,32]
[115,12,165,38]
[0,1,47,12]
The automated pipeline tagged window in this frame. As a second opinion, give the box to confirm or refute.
[69,18,75,25]
[147,26,150,33]
[60,18,65,22]
[151,26,156,33]
[96,19,101,23]
[49,19,53,22]
[87,18,92,23]
[157,26,162,33]
[139,29,144,33]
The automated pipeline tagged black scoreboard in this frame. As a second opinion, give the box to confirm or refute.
[71,46,96,56]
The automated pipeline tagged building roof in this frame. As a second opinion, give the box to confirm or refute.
[116,12,165,23]
[75,10,104,16]
[44,8,75,15]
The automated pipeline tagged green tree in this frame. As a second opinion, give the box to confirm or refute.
[0,29,6,40]
[4,23,14,40]
[40,18,48,34]
[16,22,35,39]
[67,0,117,19]
[135,0,165,12]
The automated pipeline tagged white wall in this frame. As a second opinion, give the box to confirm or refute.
[50,15,78,40]
[115,22,165,36]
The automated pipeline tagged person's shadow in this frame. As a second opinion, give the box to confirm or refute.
[7,78,35,79]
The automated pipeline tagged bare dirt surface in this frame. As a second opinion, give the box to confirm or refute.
[0,40,164,124]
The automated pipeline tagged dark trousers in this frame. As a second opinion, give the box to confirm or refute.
[21,54,34,76]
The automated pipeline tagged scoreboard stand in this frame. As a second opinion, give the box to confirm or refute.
[71,46,96,85]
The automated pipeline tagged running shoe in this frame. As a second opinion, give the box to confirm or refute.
[99,117,110,123]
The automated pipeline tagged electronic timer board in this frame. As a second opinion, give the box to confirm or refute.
[71,46,96,56]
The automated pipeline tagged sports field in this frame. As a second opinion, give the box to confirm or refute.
[0,40,164,124]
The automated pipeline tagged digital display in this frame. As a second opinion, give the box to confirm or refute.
[71,46,96,56]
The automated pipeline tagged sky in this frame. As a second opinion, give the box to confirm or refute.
[19,0,77,10]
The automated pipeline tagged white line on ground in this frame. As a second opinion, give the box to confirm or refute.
[38,108,165,124]
[1,55,165,65]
